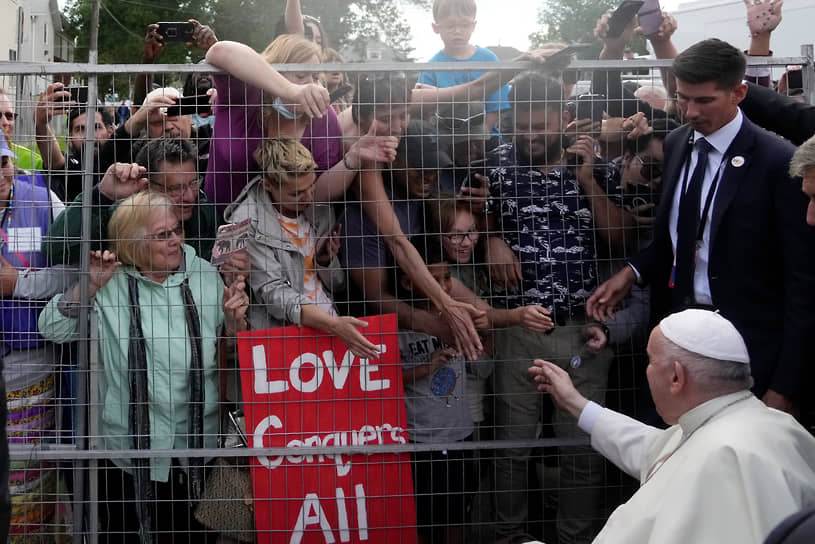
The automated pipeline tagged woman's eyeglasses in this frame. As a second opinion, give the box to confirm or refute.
[445,231,479,244]
[147,225,183,241]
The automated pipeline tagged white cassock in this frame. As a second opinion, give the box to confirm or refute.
[580,390,815,544]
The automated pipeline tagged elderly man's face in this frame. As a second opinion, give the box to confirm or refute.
[147,112,192,140]
[646,328,682,425]
[803,166,815,227]
[0,94,15,141]
[149,160,199,222]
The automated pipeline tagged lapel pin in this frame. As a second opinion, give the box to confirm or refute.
[731,156,745,168]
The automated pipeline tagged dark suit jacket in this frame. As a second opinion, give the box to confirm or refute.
[741,82,815,145]
[630,115,815,399]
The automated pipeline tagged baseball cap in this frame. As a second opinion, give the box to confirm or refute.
[433,101,491,142]
[396,120,453,169]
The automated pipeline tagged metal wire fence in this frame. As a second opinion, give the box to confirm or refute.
[0,50,812,543]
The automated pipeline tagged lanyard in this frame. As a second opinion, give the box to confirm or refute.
[0,183,31,269]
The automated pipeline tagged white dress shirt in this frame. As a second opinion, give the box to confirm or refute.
[668,109,743,305]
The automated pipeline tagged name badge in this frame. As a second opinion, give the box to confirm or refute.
[7,227,42,253]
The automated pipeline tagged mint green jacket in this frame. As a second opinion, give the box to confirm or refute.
[38,245,224,482]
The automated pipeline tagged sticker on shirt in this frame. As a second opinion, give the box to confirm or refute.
[430,366,459,407]
[7,227,42,253]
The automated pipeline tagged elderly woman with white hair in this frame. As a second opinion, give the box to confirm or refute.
[789,134,815,226]
[38,191,248,542]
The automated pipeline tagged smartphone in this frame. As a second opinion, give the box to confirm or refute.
[544,43,593,65]
[575,94,606,122]
[607,0,645,39]
[787,69,803,91]
[329,83,353,103]
[58,86,88,104]
[460,158,489,190]
[637,0,663,36]
[166,94,211,117]
[156,21,195,43]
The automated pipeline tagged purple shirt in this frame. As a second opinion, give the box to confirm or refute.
[204,74,343,212]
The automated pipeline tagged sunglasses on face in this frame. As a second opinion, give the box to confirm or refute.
[0,112,17,121]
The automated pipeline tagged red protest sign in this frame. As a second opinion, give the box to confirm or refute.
[237,314,417,544]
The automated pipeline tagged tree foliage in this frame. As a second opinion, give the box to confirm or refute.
[65,0,429,95]
[532,0,617,46]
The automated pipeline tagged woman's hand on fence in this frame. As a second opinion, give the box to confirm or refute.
[223,275,249,336]
[288,83,330,119]
[88,250,119,296]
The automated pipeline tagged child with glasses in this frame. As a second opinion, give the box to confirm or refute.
[418,0,511,134]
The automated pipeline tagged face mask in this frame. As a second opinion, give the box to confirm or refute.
[272,97,298,120]
[191,113,215,129]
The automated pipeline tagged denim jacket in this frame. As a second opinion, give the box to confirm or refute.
[224,175,345,330]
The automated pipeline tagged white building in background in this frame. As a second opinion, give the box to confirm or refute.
[671,0,815,58]
[3,0,75,144]
[1,0,20,62]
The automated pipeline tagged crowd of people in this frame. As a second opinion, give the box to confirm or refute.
[0,0,814,542]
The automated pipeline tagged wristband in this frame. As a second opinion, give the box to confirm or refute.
[343,153,359,171]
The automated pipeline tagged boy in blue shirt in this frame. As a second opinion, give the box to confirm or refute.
[418,0,511,133]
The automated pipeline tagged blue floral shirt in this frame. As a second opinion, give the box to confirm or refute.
[486,143,609,318]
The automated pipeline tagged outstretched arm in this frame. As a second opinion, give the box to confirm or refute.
[355,168,485,360]
[205,40,329,119]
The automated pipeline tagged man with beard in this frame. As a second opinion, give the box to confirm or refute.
[35,82,115,202]
[484,72,631,543]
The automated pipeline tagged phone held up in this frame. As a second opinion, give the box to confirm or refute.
[156,21,195,43]
[606,0,645,39]
[165,94,212,117]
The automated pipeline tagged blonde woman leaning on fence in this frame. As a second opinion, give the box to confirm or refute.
[38,192,248,542]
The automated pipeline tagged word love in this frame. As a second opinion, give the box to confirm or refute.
[252,344,390,394]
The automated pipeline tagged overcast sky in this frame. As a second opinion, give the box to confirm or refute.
[404,0,682,61]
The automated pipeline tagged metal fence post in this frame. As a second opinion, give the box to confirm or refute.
[801,44,814,107]
[74,0,102,542]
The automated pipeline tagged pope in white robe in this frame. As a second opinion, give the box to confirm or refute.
[529,309,815,544]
